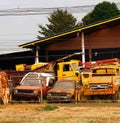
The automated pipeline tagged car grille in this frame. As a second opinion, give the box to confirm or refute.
[17,90,34,93]
[90,84,112,91]
[51,92,67,96]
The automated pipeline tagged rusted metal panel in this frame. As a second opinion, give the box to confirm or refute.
[0,71,10,104]
[6,70,30,86]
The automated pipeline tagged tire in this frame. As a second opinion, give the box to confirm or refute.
[70,96,75,103]
[117,91,120,100]
[112,88,120,101]
[112,92,119,102]
[112,93,117,100]
[86,95,92,100]
[0,97,3,105]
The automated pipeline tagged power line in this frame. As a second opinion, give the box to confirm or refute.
[0,3,119,51]
[0,2,119,16]
[0,39,34,41]
[0,34,37,36]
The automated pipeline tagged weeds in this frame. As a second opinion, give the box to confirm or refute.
[43,105,58,111]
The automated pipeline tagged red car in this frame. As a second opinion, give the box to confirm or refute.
[13,72,55,102]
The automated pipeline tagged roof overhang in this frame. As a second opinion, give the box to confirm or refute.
[19,15,120,49]
[0,49,31,55]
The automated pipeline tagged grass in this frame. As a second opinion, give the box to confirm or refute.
[43,104,58,111]
[0,102,120,123]
[54,101,120,107]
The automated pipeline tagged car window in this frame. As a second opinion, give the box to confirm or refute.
[54,82,75,89]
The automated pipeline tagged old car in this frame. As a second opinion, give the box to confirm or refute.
[13,72,55,102]
[47,80,76,102]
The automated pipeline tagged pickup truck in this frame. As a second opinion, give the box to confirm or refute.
[47,80,77,102]
[83,65,120,100]
[13,72,55,102]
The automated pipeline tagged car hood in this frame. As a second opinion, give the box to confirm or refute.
[14,85,41,90]
[48,89,74,93]
[89,76,113,84]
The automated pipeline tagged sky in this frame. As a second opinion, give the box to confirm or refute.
[0,0,120,52]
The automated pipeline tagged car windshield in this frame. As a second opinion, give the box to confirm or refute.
[93,68,115,76]
[72,63,80,71]
[21,79,42,86]
[21,73,46,86]
[53,82,75,89]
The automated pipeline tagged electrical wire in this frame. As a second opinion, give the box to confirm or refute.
[0,2,119,16]
[0,34,37,36]
[0,3,119,51]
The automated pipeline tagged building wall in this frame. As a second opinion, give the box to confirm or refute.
[85,24,120,49]
[46,36,82,51]
[46,24,120,51]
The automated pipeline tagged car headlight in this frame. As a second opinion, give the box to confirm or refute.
[66,93,70,97]
[14,90,18,93]
[33,90,37,94]
[85,85,89,89]
[109,84,113,87]
[47,93,51,96]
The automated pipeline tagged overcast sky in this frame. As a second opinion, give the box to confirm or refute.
[0,0,120,52]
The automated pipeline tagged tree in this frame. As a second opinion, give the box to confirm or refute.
[82,1,120,25]
[37,9,79,38]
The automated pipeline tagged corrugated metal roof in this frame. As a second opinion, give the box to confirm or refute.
[0,48,31,55]
[19,15,120,48]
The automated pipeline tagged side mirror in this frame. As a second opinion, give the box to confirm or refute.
[75,72,79,77]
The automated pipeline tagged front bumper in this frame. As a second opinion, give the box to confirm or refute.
[13,91,38,100]
[47,95,71,102]
[84,88,115,96]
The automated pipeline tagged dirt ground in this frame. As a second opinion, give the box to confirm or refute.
[0,102,120,123]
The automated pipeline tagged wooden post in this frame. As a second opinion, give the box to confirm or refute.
[35,46,39,63]
[89,48,92,62]
[45,50,48,62]
[81,31,85,67]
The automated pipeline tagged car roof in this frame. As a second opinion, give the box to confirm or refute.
[27,72,54,77]
[56,80,76,83]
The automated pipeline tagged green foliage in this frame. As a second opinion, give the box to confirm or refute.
[37,9,79,38]
[81,12,92,25]
[43,105,58,111]
[82,1,120,25]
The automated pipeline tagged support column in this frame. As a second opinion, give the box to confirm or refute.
[89,48,92,62]
[35,46,39,63]
[45,50,48,62]
[81,31,85,67]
